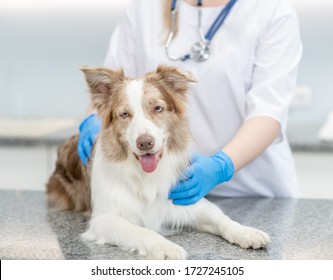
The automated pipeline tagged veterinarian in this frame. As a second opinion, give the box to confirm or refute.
[77,0,302,204]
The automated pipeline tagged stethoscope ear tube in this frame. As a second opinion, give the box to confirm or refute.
[165,9,186,61]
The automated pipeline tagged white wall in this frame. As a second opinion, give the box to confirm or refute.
[290,0,333,129]
[0,0,131,118]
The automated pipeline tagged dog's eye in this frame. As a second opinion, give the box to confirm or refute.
[120,111,130,119]
[154,106,163,113]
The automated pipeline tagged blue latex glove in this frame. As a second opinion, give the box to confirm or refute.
[169,151,234,205]
[77,113,102,166]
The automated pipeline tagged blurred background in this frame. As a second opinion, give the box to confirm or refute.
[0,0,332,197]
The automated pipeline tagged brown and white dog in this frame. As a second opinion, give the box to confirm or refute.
[46,65,270,259]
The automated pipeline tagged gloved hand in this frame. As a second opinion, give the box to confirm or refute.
[168,151,234,205]
[77,113,102,166]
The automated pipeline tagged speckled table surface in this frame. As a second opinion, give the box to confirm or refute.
[1,190,333,260]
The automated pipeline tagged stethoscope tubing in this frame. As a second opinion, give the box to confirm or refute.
[166,0,238,62]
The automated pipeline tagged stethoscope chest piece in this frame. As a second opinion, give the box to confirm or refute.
[191,41,211,62]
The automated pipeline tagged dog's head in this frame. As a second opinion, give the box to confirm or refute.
[81,65,196,173]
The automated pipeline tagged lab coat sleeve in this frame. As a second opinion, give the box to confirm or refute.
[103,0,138,77]
[244,0,303,134]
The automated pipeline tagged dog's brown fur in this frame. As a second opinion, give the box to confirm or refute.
[46,135,91,212]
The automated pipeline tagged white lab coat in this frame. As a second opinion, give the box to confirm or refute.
[104,0,303,197]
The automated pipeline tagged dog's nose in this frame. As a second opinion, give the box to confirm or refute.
[136,134,155,152]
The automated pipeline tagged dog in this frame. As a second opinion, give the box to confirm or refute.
[46,65,270,259]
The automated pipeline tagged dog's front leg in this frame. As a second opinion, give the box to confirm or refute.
[190,199,271,249]
[82,214,187,259]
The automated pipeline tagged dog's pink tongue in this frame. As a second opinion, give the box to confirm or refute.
[139,154,158,173]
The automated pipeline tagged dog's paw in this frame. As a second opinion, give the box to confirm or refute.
[147,240,188,260]
[224,225,271,249]
[81,228,98,242]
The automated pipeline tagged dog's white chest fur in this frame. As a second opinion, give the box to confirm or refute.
[90,142,189,232]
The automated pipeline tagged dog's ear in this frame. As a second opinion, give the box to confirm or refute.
[146,65,196,115]
[155,65,197,94]
[80,66,125,111]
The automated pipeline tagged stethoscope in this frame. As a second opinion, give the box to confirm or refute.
[165,0,238,62]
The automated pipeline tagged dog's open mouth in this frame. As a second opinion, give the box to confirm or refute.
[137,150,163,173]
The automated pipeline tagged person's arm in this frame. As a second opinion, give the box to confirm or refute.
[168,117,280,205]
[223,116,280,172]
